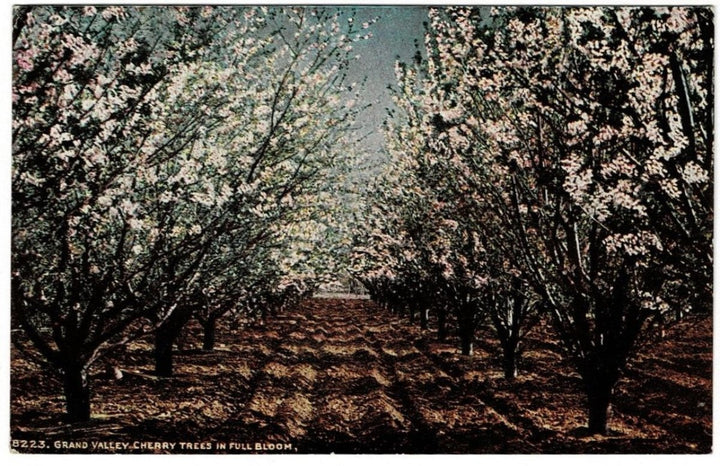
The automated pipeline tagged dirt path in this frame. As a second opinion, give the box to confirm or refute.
[10,298,712,453]
[212,297,483,453]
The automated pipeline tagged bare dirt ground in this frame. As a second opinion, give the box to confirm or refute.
[10,298,712,454]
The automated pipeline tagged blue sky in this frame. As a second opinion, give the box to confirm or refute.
[339,6,429,161]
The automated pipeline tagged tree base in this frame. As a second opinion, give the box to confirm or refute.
[63,367,91,423]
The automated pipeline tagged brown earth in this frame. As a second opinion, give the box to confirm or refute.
[10,298,712,454]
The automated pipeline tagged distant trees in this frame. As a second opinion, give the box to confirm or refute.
[355,6,712,435]
[12,5,367,420]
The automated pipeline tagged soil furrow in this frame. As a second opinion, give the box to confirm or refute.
[10,297,712,454]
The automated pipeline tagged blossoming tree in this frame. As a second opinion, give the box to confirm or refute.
[413,6,712,434]
[12,5,368,420]
[355,53,540,369]
[145,7,369,374]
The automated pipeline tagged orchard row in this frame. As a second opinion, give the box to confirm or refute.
[352,6,712,436]
[12,5,366,422]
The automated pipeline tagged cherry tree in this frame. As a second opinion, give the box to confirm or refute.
[153,7,371,364]
[12,5,369,419]
[417,6,712,434]
[12,5,239,421]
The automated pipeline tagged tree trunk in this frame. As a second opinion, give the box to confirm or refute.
[154,325,175,377]
[585,378,614,435]
[460,333,474,356]
[154,309,191,377]
[437,308,448,341]
[458,304,475,356]
[502,344,518,380]
[62,363,91,423]
[459,320,474,356]
[420,308,429,330]
[408,305,415,324]
[202,316,217,351]
[392,300,401,316]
